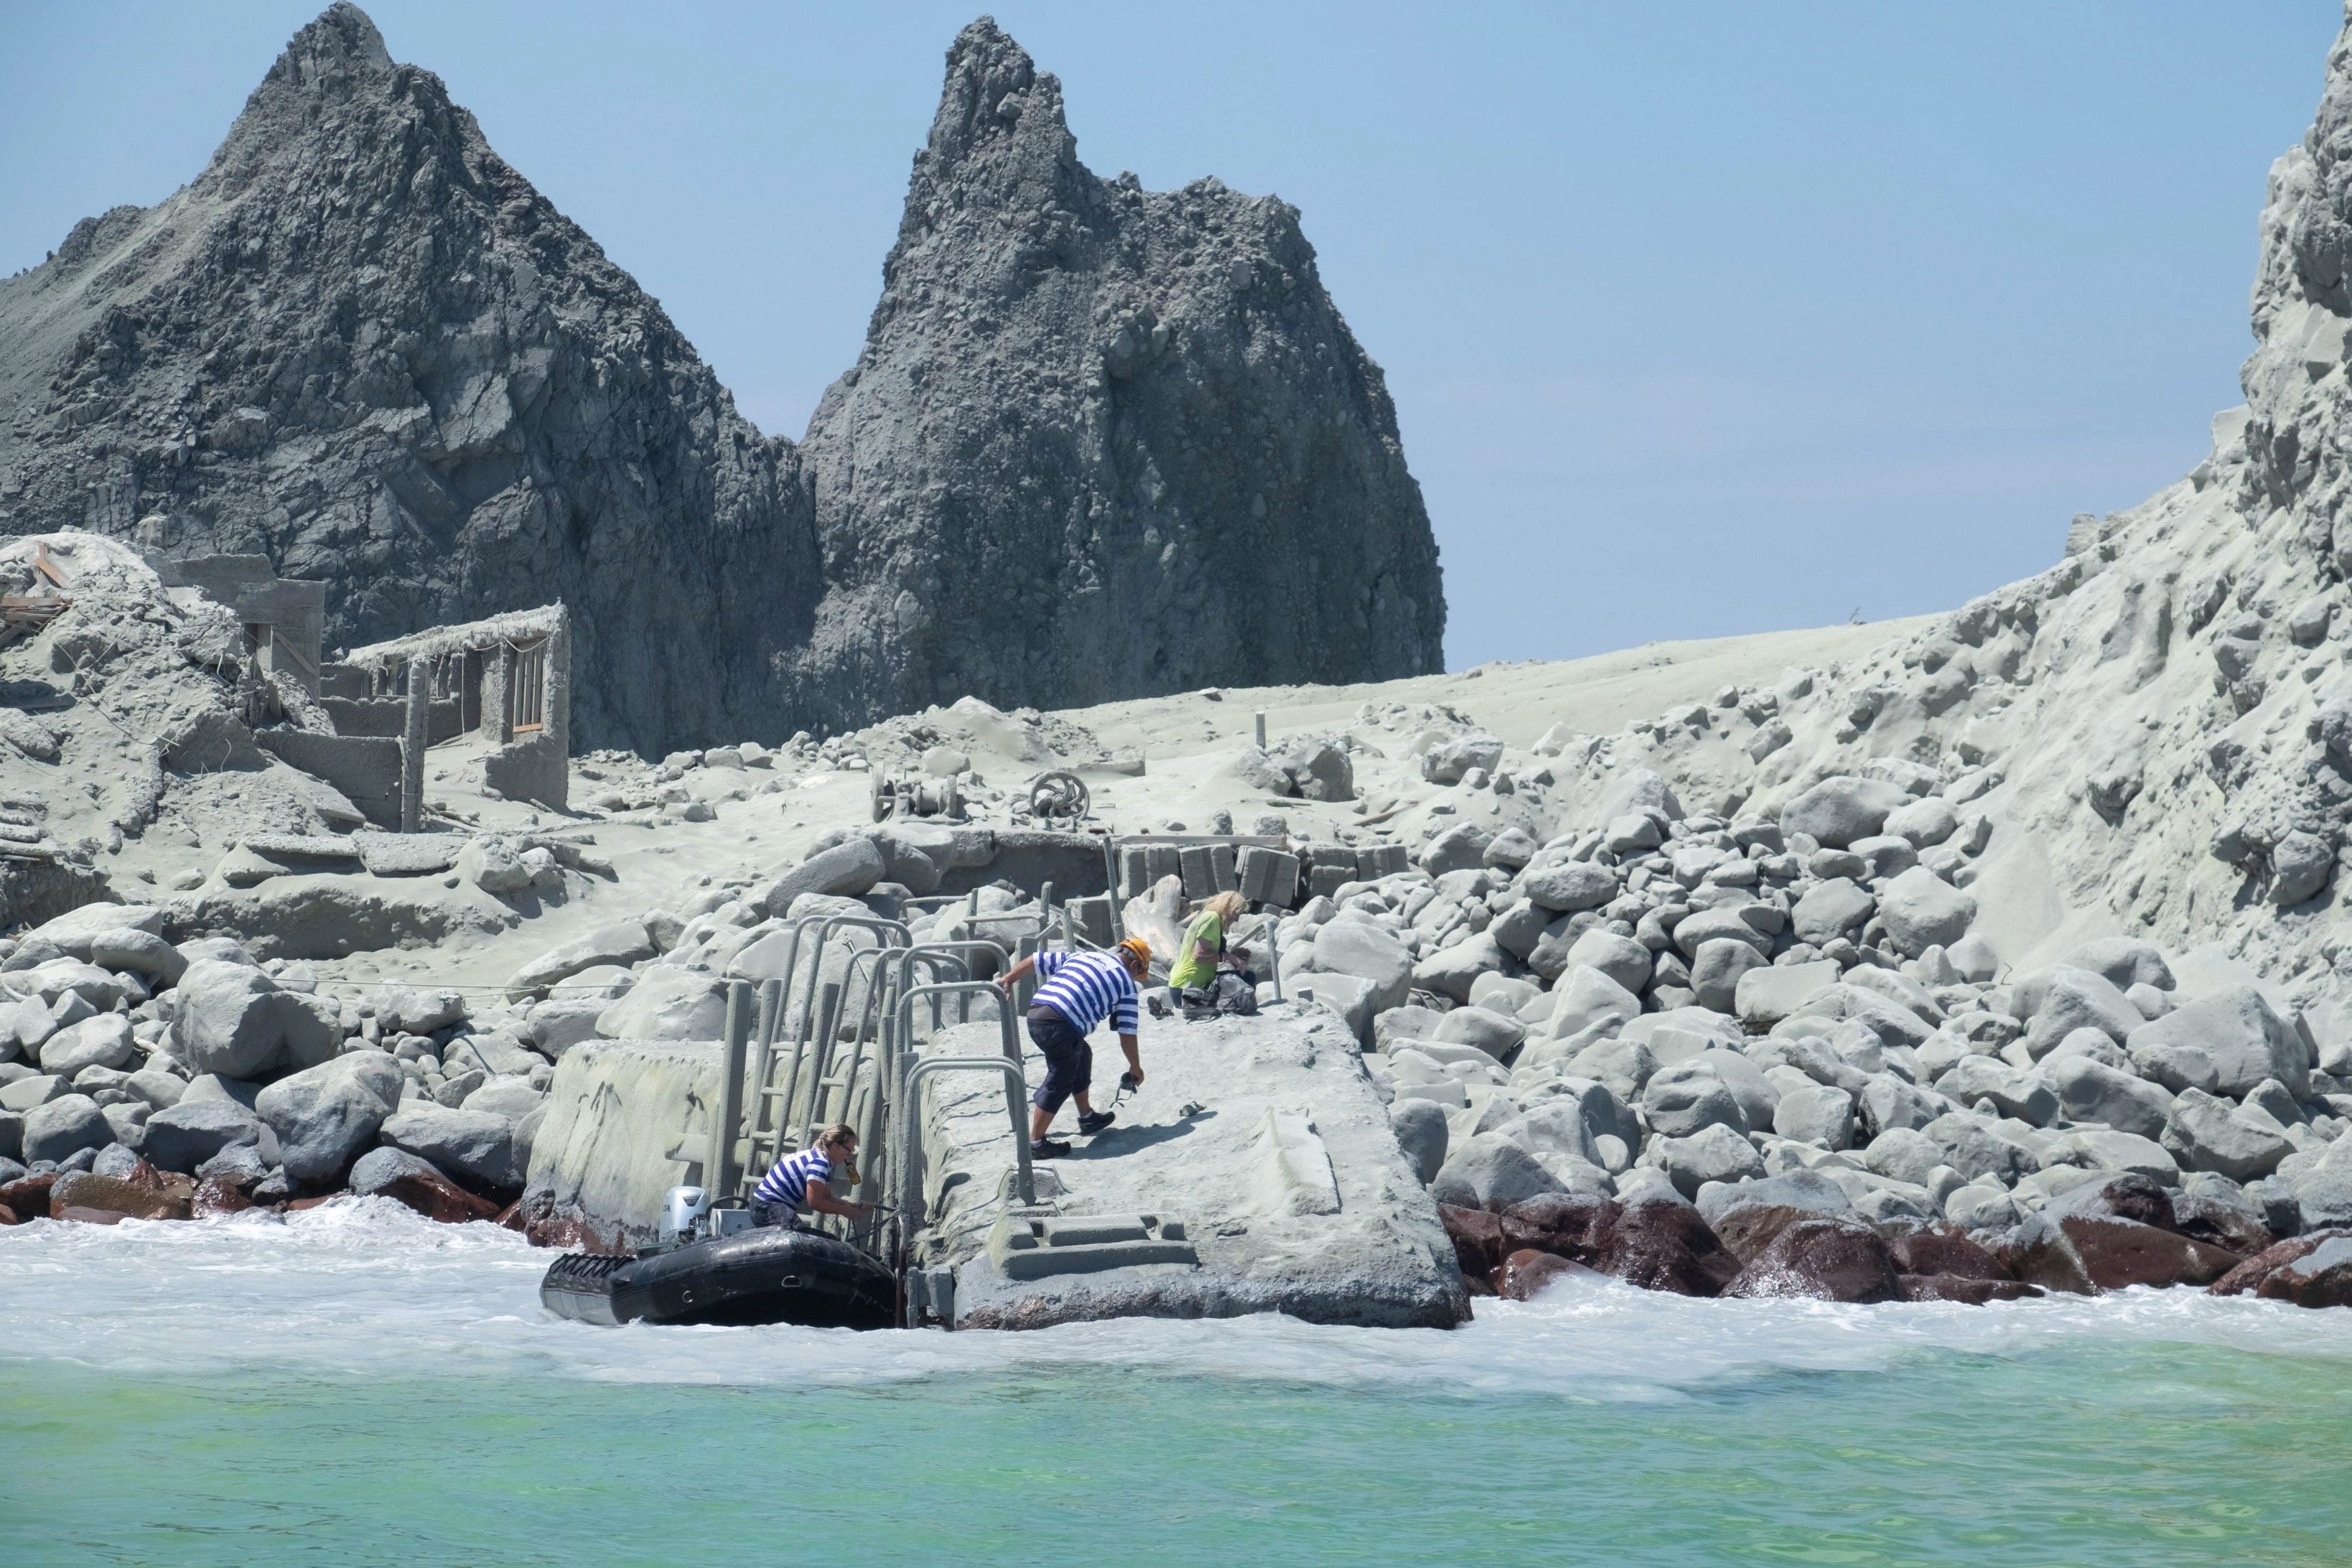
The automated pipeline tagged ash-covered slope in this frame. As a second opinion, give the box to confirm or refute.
[1527,9,2352,1030]
[0,6,819,755]
[790,18,1444,723]
[0,7,1444,752]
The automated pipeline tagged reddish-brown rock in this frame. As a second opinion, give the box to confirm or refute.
[1593,1198,1741,1297]
[48,1172,192,1223]
[192,1175,256,1218]
[2053,1175,2176,1231]
[110,1155,171,1193]
[1722,1218,1905,1304]
[0,1202,17,1226]
[370,1165,500,1225]
[1498,1249,1605,1301]
[1440,1203,1507,1281]
[1710,1203,1829,1266]
[2254,1237,2352,1308]
[1900,1273,2044,1305]
[1501,1193,1621,1259]
[283,1194,345,1213]
[1883,1223,2012,1282]
[2210,1229,2352,1297]
[0,1172,59,1218]
[2011,1213,2243,1294]
[2167,1194,2274,1258]
[507,1190,628,1254]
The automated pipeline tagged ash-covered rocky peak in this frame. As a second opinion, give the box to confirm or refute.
[0,7,1445,752]
[0,5,816,753]
[789,17,1444,722]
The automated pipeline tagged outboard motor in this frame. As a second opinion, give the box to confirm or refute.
[660,1185,711,1246]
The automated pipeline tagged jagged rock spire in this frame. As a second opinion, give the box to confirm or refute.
[0,7,1444,748]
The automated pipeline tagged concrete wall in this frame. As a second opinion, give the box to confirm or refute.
[150,553,326,694]
[935,830,1109,898]
[255,730,403,829]
[526,1038,717,1245]
[483,732,566,811]
[320,695,461,742]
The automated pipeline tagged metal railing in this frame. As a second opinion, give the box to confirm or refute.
[683,889,1081,1327]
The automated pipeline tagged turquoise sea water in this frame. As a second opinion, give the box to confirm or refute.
[6,1202,2351,1565]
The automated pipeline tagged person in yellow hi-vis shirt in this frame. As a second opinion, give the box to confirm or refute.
[1167,891,1254,1017]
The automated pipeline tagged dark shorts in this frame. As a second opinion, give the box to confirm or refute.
[752,1198,801,1230]
[1027,1005,1093,1115]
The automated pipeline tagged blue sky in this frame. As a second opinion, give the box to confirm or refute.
[2,3,2338,668]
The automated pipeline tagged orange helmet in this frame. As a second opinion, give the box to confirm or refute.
[1115,936,1152,977]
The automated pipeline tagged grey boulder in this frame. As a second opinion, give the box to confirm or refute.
[1689,939,1766,1014]
[1518,861,1618,914]
[2063,938,2175,993]
[2126,986,2310,1099]
[1695,1168,1854,1229]
[1735,960,1839,1028]
[1780,775,1910,849]
[2289,1134,2352,1229]
[39,1015,139,1077]
[1563,929,1651,994]
[1773,1083,1857,1148]
[22,1093,113,1165]
[1876,867,1977,959]
[1791,877,1875,948]
[1430,1132,1564,1210]
[2161,1087,2294,1182]
[1411,932,1509,1004]
[2015,966,2145,1057]
[1918,1110,2036,1185]
[1651,1122,1766,1198]
[1387,1098,1448,1185]
[2047,1053,2174,1139]
[506,919,654,999]
[379,1103,523,1194]
[755,838,887,915]
[172,960,339,1080]
[1312,920,1414,1015]
[254,1050,405,1182]
[140,1097,266,1174]
[1932,1055,2058,1125]
[596,968,729,1042]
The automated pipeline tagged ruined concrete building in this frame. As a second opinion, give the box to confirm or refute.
[340,605,571,821]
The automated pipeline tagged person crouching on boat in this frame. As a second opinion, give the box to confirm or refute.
[750,1123,874,1230]
[995,937,1151,1159]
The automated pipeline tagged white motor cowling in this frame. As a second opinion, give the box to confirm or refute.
[660,1185,711,1244]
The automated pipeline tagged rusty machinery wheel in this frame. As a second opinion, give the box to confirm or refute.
[1028,769,1090,823]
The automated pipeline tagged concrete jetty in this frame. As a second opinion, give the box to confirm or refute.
[524,1003,1470,1328]
[902,1004,1467,1328]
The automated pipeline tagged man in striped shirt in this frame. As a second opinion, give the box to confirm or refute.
[996,938,1151,1157]
[750,1122,874,1229]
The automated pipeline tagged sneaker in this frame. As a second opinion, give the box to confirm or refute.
[1029,1137,1072,1158]
[1076,1109,1116,1135]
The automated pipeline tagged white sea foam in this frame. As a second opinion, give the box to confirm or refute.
[8,1202,2352,1397]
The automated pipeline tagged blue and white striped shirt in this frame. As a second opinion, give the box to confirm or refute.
[751,1147,831,1210]
[1031,949,1140,1035]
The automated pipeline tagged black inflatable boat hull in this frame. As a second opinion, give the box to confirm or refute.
[540,1228,897,1330]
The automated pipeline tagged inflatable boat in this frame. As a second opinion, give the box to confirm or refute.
[540,1225,897,1329]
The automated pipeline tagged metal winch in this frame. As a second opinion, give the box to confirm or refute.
[870,771,965,822]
